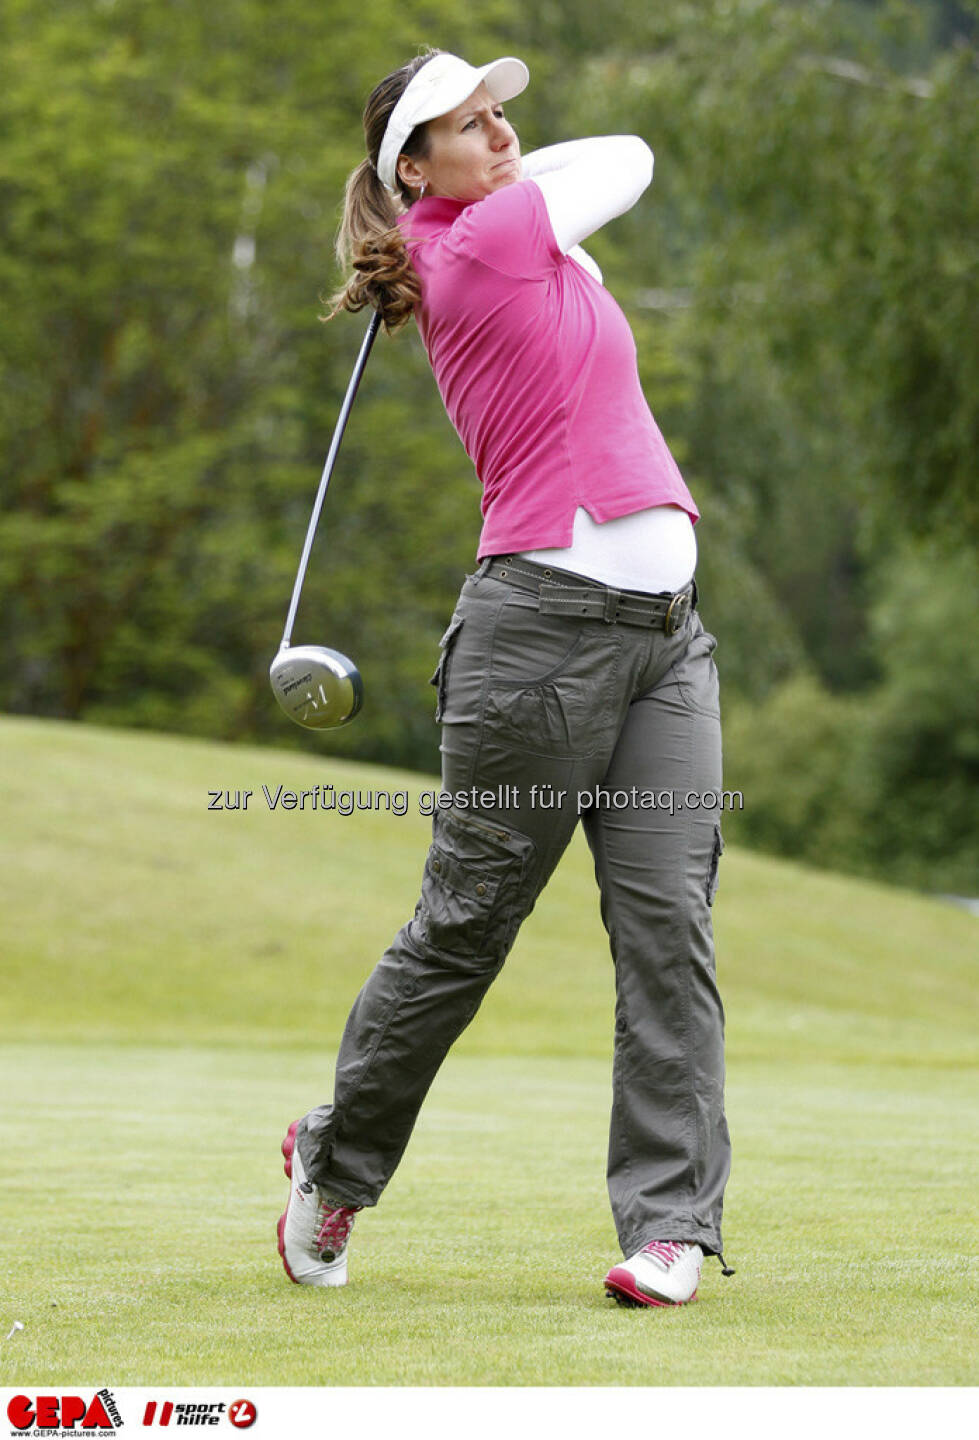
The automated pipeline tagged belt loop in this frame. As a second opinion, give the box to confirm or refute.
[602,587,621,624]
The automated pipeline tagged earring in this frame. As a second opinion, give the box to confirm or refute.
[419,181,427,200]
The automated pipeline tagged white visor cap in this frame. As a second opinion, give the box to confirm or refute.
[376,52,529,194]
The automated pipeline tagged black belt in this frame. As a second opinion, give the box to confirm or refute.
[480,556,697,635]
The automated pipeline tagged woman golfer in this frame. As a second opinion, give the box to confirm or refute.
[278,49,733,1308]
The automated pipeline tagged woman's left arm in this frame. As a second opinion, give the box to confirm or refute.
[520,135,654,254]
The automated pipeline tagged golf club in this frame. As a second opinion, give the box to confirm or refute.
[270,308,381,729]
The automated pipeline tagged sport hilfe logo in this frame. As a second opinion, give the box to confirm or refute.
[142,1400,257,1429]
[7,1390,123,1430]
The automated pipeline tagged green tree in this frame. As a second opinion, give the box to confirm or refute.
[0,0,518,766]
[2,0,976,890]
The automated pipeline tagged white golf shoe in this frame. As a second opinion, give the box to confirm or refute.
[277,1121,361,1287]
[604,1240,703,1307]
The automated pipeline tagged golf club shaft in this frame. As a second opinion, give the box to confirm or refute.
[280,308,382,650]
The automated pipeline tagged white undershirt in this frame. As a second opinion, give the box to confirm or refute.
[516,137,696,595]
[521,504,697,595]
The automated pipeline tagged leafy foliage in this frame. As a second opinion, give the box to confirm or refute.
[1,0,976,887]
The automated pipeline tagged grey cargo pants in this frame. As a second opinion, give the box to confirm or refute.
[298,559,731,1259]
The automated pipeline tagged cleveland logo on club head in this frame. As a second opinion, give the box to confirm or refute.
[279,671,313,696]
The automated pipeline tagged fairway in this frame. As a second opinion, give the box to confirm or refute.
[1,716,976,1386]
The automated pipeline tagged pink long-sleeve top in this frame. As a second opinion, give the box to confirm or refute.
[398,178,698,560]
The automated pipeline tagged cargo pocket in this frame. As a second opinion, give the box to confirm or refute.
[428,615,464,723]
[415,809,537,971]
[706,824,724,907]
[482,599,618,758]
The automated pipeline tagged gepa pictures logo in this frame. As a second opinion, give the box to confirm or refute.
[7,1389,123,1432]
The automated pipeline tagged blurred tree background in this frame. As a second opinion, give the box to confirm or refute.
[1,0,977,893]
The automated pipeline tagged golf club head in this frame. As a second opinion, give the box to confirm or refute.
[269,644,364,730]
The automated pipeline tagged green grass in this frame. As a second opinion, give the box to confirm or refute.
[0,715,976,1386]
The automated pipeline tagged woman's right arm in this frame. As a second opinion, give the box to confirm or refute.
[521,136,654,254]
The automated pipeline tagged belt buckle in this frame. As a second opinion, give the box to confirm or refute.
[664,587,691,635]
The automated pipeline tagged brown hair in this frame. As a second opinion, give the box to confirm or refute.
[327,51,440,333]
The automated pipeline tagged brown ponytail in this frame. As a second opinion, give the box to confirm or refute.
[327,51,440,333]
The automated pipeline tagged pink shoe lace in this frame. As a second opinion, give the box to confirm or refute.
[315,1203,361,1262]
[641,1240,686,1267]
